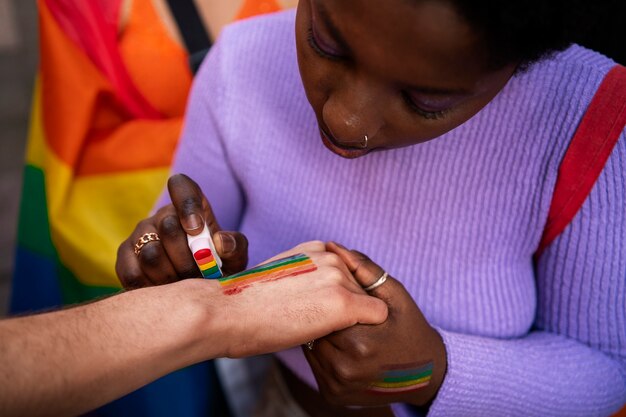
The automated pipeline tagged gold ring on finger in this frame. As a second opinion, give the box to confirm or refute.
[134,232,160,256]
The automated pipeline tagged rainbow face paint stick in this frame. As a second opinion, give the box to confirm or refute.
[187,225,223,279]
[367,361,434,395]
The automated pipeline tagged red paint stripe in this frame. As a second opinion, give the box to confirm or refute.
[366,381,430,395]
[221,265,317,288]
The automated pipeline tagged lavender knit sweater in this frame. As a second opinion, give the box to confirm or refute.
[164,10,626,417]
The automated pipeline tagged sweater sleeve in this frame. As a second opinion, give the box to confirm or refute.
[155,38,245,231]
[394,131,626,417]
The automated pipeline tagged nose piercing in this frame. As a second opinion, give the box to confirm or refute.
[339,134,369,149]
[361,135,368,149]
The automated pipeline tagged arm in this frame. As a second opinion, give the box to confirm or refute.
[304,135,626,417]
[418,132,626,417]
[0,282,209,417]
[0,242,388,417]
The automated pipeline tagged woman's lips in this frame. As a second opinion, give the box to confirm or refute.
[319,129,369,159]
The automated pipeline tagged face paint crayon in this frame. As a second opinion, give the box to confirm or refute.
[187,225,223,279]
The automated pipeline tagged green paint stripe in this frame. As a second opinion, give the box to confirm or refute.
[382,370,433,383]
[220,255,309,281]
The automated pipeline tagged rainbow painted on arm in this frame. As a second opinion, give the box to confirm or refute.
[218,253,317,294]
[367,361,434,395]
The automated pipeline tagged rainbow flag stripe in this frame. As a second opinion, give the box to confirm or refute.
[218,254,315,288]
[10,1,288,416]
[368,361,433,395]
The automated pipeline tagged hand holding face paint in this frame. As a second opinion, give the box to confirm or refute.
[117,174,249,288]
[303,242,447,408]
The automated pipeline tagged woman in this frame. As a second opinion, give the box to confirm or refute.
[117,0,626,416]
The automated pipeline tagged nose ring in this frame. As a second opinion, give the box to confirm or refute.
[361,135,368,149]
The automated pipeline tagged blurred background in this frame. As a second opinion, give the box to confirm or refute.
[0,0,37,315]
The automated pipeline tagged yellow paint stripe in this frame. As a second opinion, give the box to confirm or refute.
[220,259,312,286]
[371,376,431,388]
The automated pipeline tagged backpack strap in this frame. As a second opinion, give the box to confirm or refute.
[535,65,626,260]
[164,0,212,74]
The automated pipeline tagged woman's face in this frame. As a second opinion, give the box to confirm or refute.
[295,0,517,158]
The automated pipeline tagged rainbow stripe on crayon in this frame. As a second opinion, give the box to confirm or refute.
[367,361,433,395]
[187,225,223,279]
[218,253,316,289]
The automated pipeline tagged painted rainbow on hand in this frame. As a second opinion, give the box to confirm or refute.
[367,361,433,395]
[218,253,316,290]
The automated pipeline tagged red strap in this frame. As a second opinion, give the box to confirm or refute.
[535,65,626,260]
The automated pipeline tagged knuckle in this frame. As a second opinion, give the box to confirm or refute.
[136,218,155,231]
[352,340,372,358]
[334,363,357,383]
[138,243,163,268]
[296,240,325,253]
[119,270,147,289]
[154,204,173,218]
[158,215,182,239]
[179,266,202,279]
[322,265,346,284]
[320,252,342,268]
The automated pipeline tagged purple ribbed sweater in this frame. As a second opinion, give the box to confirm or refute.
[164,10,626,416]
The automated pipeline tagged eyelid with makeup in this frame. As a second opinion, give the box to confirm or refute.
[307,26,345,61]
[306,22,452,121]
[401,91,451,120]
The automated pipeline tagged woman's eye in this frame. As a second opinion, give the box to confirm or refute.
[307,26,345,61]
[401,91,451,120]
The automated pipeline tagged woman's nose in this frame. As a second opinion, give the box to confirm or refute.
[322,82,384,146]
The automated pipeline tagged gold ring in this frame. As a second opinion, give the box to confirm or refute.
[134,232,160,256]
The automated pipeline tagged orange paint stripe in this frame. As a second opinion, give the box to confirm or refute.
[220,263,315,288]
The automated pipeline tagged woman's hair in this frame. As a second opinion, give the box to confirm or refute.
[447,0,623,68]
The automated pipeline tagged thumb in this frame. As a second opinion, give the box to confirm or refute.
[326,241,394,302]
[168,174,221,236]
[350,293,389,325]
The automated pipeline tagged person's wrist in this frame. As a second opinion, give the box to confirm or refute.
[423,326,447,405]
[404,326,447,407]
[167,279,227,364]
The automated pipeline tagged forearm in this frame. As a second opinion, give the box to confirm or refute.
[393,330,626,417]
[0,280,220,417]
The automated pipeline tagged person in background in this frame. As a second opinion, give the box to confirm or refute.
[10,1,295,416]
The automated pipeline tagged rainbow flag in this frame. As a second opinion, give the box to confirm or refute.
[11,1,217,415]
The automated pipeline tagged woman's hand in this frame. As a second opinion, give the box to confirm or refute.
[303,242,447,408]
[116,174,249,288]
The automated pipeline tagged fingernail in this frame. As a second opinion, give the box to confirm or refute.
[185,214,203,231]
[219,232,237,255]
